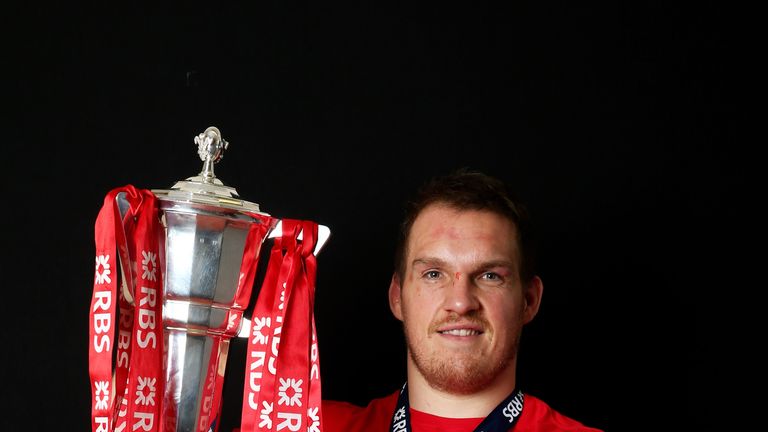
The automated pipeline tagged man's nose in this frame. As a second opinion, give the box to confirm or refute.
[443,274,480,315]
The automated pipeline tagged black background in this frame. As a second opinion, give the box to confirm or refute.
[3,1,740,431]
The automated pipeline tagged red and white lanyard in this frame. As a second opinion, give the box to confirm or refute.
[90,186,164,432]
[240,219,324,432]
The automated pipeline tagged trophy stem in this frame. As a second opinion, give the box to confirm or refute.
[163,329,230,432]
[200,159,216,184]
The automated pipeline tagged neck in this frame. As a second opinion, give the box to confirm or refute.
[406,357,518,418]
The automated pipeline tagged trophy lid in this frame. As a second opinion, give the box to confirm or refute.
[152,126,267,215]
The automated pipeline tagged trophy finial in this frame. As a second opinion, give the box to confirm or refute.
[194,126,229,184]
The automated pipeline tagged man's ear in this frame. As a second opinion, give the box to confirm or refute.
[523,276,544,324]
[389,274,404,321]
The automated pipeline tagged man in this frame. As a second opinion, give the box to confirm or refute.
[322,169,602,431]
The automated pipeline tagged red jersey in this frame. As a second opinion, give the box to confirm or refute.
[322,390,603,432]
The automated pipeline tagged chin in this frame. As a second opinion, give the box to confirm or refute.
[416,353,509,395]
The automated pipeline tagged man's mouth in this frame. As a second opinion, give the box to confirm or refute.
[438,328,482,336]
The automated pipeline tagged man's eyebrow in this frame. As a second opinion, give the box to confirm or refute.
[411,257,448,268]
[411,258,516,270]
[481,260,517,270]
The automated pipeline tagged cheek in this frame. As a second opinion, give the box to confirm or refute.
[484,296,523,333]
[404,287,433,314]
[401,293,434,335]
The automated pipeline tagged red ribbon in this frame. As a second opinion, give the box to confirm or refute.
[90,186,164,432]
[240,219,324,432]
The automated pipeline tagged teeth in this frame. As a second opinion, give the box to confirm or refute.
[440,329,480,336]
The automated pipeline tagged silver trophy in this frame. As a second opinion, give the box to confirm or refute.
[114,127,329,432]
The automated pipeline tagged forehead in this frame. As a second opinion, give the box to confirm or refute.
[407,204,519,261]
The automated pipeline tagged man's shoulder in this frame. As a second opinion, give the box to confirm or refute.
[520,393,604,432]
[322,390,400,432]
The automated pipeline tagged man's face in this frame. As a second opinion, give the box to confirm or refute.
[389,204,541,394]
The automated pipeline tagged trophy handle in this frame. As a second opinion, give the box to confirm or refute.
[267,220,331,256]
[237,221,331,338]
[114,192,136,304]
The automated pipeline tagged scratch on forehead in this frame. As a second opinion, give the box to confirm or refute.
[455,271,461,280]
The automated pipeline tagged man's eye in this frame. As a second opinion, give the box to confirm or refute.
[424,270,441,280]
[481,272,501,281]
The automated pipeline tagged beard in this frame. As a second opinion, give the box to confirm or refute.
[404,312,520,395]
